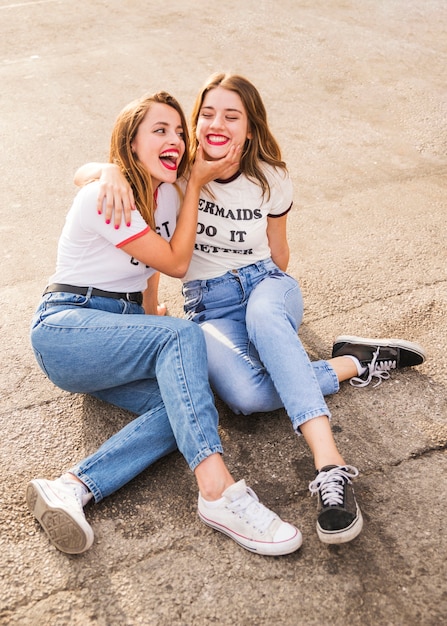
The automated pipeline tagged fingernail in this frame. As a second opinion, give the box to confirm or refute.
[115,224,120,230]
[97,210,102,215]
[105,218,110,224]
[126,222,131,227]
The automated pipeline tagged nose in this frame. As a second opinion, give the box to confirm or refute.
[168,130,182,145]
[209,113,224,129]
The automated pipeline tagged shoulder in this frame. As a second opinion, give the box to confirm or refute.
[260,162,290,186]
[72,180,102,211]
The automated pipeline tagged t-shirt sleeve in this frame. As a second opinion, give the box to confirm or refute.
[266,167,294,217]
[76,182,150,246]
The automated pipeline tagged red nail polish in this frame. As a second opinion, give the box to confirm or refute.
[105,219,110,224]
[126,222,131,227]
[115,224,119,230]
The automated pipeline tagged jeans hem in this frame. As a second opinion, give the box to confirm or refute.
[70,468,103,503]
[188,445,224,472]
[291,408,332,436]
[325,361,340,394]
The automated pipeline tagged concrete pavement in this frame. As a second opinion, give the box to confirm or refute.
[1,1,446,624]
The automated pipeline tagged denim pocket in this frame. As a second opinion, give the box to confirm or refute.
[43,293,89,310]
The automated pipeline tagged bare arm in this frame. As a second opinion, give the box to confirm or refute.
[74,162,135,228]
[142,272,166,315]
[267,214,290,271]
[120,144,241,278]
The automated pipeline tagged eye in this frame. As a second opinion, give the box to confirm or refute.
[177,131,185,139]
[154,128,165,134]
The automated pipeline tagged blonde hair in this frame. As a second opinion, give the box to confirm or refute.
[109,91,189,229]
[190,73,286,199]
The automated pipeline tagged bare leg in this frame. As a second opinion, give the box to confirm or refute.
[67,454,235,501]
[300,415,345,470]
[328,356,359,383]
[194,453,235,500]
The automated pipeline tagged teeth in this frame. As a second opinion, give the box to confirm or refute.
[161,151,178,159]
[208,135,227,143]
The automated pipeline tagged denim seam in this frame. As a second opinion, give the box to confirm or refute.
[172,328,222,466]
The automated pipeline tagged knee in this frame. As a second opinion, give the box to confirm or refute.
[175,319,206,347]
[219,386,271,416]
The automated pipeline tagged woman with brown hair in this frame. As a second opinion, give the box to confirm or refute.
[27,90,302,557]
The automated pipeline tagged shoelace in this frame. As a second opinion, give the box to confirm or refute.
[309,465,359,507]
[350,346,397,388]
[58,478,91,508]
[229,486,278,534]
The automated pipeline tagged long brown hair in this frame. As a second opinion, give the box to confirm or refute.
[190,73,287,199]
[109,91,190,229]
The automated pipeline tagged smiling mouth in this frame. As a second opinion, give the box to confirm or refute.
[160,151,179,171]
[206,134,229,146]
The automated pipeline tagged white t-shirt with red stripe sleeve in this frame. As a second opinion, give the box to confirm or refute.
[48,180,181,293]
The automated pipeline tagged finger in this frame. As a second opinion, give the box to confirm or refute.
[97,193,105,216]
[112,193,124,229]
[195,143,204,161]
[226,142,242,162]
[105,188,115,225]
[123,189,135,227]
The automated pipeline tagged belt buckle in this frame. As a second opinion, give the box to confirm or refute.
[127,292,141,305]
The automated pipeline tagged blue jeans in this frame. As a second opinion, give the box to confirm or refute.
[182,259,339,432]
[30,291,223,502]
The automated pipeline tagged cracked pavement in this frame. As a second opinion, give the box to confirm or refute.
[1,1,446,624]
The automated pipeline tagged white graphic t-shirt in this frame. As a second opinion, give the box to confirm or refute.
[49,180,181,293]
[183,164,293,282]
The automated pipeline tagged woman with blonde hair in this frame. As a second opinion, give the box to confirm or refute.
[27,90,302,557]
[77,74,425,545]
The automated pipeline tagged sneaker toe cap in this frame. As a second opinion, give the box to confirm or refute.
[273,521,302,545]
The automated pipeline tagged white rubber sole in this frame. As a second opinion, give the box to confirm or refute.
[26,479,94,554]
[316,507,364,545]
[198,510,303,556]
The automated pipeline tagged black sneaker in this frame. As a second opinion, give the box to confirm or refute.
[332,335,426,387]
[309,465,363,544]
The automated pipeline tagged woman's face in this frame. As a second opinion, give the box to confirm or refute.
[196,86,251,163]
[131,102,186,188]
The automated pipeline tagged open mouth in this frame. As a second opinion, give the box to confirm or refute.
[206,134,229,147]
[159,150,179,171]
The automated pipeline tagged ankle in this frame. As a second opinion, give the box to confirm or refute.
[59,473,92,506]
[194,453,235,501]
[343,355,366,376]
[315,456,345,473]
[199,479,235,502]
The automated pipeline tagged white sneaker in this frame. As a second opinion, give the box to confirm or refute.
[198,479,302,556]
[26,477,94,554]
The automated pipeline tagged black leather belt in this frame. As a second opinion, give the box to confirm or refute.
[43,283,143,306]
